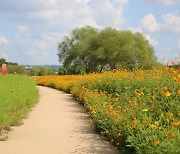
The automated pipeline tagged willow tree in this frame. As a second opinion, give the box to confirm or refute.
[57,26,158,74]
[58,26,99,73]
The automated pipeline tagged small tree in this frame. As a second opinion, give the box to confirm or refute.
[39,66,54,76]
[7,65,26,75]
[17,65,26,74]
[30,67,40,76]
[0,58,6,66]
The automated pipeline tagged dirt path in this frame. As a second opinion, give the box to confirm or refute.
[0,86,120,154]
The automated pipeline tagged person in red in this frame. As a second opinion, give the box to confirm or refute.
[2,64,7,75]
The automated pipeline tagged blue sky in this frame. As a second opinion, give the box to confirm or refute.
[0,0,180,65]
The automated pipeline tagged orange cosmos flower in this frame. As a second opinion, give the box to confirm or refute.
[117,133,122,137]
[168,112,174,116]
[128,100,132,104]
[164,86,168,90]
[132,118,136,123]
[132,125,136,128]
[143,120,148,125]
[172,121,179,127]
[126,125,130,129]
[154,139,160,145]
[167,131,173,137]
[134,101,138,106]
[134,90,138,95]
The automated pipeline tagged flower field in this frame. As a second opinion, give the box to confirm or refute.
[35,67,180,154]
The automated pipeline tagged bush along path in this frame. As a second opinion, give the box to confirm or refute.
[0,86,120,154]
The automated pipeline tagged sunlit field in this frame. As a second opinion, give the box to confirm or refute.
[34,67,180,153]
[0,74,38,139]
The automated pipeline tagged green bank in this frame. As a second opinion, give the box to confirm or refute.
[0,74,38,139]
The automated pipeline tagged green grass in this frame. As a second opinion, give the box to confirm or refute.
[0,74,38,138]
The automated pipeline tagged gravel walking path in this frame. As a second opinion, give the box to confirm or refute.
[0,86,120,154]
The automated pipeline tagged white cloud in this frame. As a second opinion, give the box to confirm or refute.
[0,35,11,60]
[177,38,180,50]
[129,27,143,33]
[37,10,60,21]
[34,40,49,50]
[162,13,180,34]
[89,0,129,27]
[0,51,8,59]
[141,12,180,36]
[129,27,159,46]
[0,35,11,45]
[142,0,180,5]
[141,14,161,33]
[0,0,96,25]
[16,25,30,32]
[144,34,159,46]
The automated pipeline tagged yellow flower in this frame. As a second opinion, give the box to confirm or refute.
[164,91,171,97]
[154,121,159,125]
[178,90,180,96]
[150,124,156,128]
[142,109,148,112]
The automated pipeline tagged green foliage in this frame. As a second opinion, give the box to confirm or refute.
[38,66,54,76]
[7,65,26,75]
[29,66,40,76]
[26,66,56,76]
[58,26,99,73]
[0,58,6,66]
[58,65,85,75]
[57,26,159,74]
[0,58,18,66]
[0,75,38,138]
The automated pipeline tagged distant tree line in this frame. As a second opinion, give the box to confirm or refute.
[0,58,18,66]
[57,26,160,74]
[0,58,55,76]
[28,66,55,76]
[0,58,25,74]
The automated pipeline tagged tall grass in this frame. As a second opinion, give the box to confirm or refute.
[0,74,38,137]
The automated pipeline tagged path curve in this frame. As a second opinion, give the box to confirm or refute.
[0,86,120,154]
